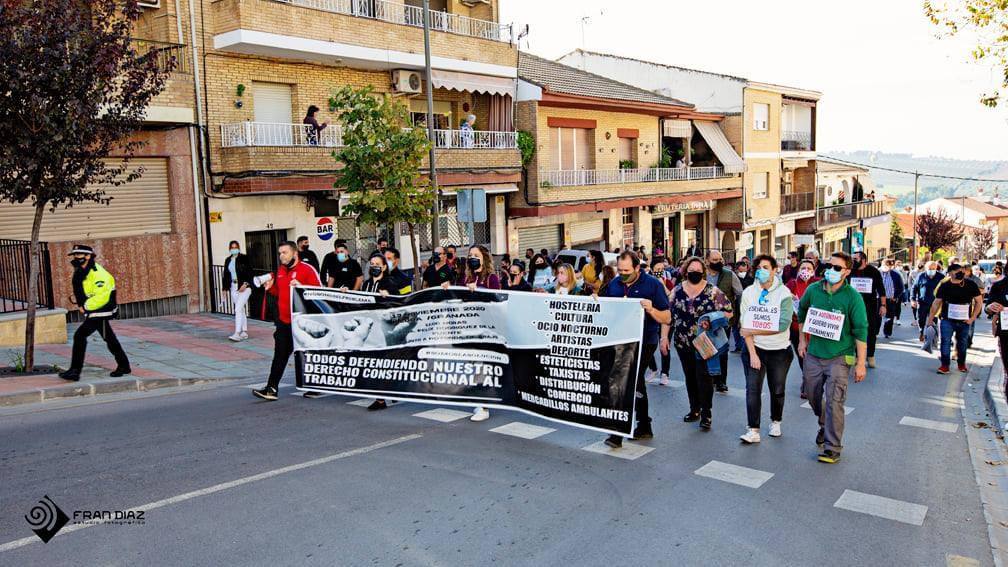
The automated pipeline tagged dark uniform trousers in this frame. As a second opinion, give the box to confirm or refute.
[266,323,294,391]
[71,316,130,371]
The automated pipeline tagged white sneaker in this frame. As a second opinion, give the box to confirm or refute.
[644,369,659,384]
[740,429,761,444]
[659,374,670,386]
[768,421,782,437]
[240,331,249,340]
[896,321,902,326]
[471,407,490,422]
[228,333,242,342]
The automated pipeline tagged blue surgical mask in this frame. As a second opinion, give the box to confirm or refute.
[825,269,843,285]
[755,268,771,284]
[336,252,347,262]
[926,269,936,277]
[229,249,239,256]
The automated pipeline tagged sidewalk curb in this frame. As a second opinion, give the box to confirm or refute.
[985,356,1008,439]
[0,375,250,407]
[975,351,1008,566]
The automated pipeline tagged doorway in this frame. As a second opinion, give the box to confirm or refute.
[245,229,287,322]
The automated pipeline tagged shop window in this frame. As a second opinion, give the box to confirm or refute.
[622,207,634,226]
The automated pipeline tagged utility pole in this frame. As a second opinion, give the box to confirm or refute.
[911,170,919,265]
[422,0,440,249]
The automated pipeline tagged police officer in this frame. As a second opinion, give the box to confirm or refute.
[59,245,130,381]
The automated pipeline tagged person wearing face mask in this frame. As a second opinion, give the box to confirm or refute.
[880,259,904,339]
[911,261,944,341]
[985,270,1008,386]
[782,252,800,284]
[252,241,322,401]
[738,255,794,444]
[785,260,820,377]
[849,252,887,368]
[704,250,742,392]
[527,253,553,289]
[502,261,532,292]
[797,252,868,464]
[732,260,755,353]
[58,244,131,381]
[321,242,363,291]
[581,250,606,294]
[295,236,321,274]
[927,263,982,374]
[222,241,254,342]
[600,251,672,447]
[421,246,456,289]
[540,263,582,295]
[667,256,732,432]
[381,247,413,295]
[359,253,410,410]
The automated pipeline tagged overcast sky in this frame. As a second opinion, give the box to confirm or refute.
[500,0,1008,162]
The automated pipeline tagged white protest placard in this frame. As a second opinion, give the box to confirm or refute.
[947,303,970,321]
[851,277,873,294]
[742,304,780,331]
[802,307,845,341]
[1000,313,1008,331]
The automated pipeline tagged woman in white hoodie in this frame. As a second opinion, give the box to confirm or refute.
[738,255,795,444]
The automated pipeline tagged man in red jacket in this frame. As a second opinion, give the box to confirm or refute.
[253,241,321,401]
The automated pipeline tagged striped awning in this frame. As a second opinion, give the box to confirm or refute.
[694,121,745,174]
[663,119,691,138]
[431,70,515,97]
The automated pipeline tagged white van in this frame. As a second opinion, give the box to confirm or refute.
[554,250,618,272]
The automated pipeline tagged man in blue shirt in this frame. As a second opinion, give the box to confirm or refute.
[600,251,672,448]
[911,261,944,341]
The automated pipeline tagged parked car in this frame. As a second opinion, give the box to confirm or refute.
[554,249,618,272]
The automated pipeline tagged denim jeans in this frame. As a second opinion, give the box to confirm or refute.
[939,318,970,368]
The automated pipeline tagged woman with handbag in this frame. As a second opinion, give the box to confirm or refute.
[668,256,732,430]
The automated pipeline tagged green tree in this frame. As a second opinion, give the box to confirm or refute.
[925,0,1008,107]
[0,0,172,370]
[328,86,435,283]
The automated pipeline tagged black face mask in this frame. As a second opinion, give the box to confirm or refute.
[686,271,704,285]
[431,253,441,264]
[369,266,383,278]
[284,258,297,269]
[467,257,482,271]
[71,258,87,269]
[446,252,454,259]
[709,262,723,272]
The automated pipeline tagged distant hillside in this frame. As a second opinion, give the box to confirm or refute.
[821,150,1008,210]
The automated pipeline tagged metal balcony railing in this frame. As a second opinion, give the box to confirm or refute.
[781,130,812,151]
[816,199,889,227]
[273,0,513,43]
[220,122,517,150]
[539,166,732,188]
[781,191,815,214]
[131,39,190,74]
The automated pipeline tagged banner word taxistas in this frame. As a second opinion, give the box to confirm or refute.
[290,287,644,436]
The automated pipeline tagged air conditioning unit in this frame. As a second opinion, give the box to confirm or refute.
[391,70,422,94]
[137,0,160,8]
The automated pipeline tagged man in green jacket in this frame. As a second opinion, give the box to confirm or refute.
[59,244,131,381]
[797,251,868,464]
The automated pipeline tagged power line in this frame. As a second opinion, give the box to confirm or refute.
[820,155,1008,183]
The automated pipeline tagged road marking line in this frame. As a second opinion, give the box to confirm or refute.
[920,397,966,410]
[0,434,421,553]
[946,554,981,567]
[833,489,927,526]
[413,408,472,423]
[581,440,654,460]
[694,460,774,489]
[489,422,556,439]
[800,401,854,415]
[346,398,377,407]
[899,416,959,433]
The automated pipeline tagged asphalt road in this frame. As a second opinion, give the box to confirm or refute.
[0,309,997,566]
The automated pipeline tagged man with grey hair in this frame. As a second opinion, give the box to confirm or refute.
[911,260,944,341]
[460,114,476,148]
[705,249,743,393]
[804,248,825,278]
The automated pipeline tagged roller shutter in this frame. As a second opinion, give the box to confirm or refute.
[570,220,603,245]
[0,158,172,241]
[518,224,563,253]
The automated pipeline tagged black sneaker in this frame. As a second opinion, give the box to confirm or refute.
[367,399,388,411]
[817,449,841,464]
[303,391,325,399]
[816,428,825,447]
[683,411,701,423]
[58,369,81,381]
[110,367,131,378]
[715,383,729,393]
[604,435,623,448]
[252,387,278,401]
[699,416,712,430]
[633,424,654,440]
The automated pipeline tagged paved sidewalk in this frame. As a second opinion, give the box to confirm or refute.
[0,314,277,406]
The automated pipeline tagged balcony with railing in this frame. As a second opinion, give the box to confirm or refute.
[781,130,813,152]
[781,191,815,215]
[539,166,733,188]
[816,199,889,228]
[220,122,516,150]
[132,39,191,74]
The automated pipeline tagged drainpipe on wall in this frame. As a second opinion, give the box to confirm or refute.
[187,0,209,310]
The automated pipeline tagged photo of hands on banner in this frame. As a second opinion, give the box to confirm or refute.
[289,286,644,436]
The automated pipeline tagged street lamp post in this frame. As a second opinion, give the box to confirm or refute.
[422,0,440,249]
